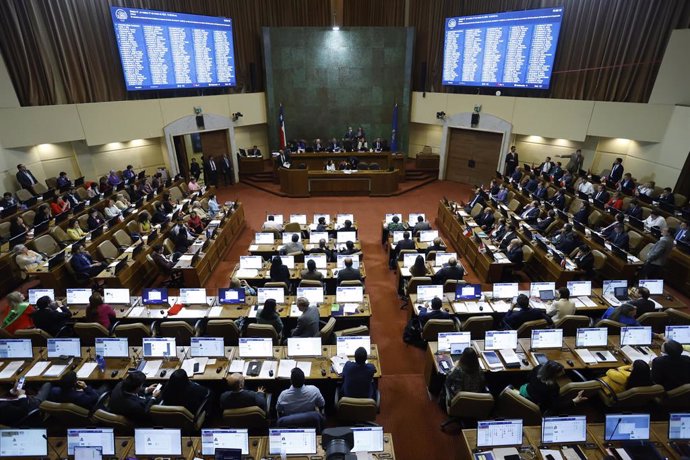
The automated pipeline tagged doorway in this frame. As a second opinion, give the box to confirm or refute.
[445,128,503,186]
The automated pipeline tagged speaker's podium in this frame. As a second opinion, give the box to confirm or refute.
[278,167,399,197]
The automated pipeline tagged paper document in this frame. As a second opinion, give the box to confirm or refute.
[25,361,50,377]
[175,307,206,318]
[295,361,312,377]
[575,297,597,308]
[209,219,221,225]
[498,349,520,365]
[343,303,360,314]
[277,359,297,378]
[208,306,223,317]
[0,361,23,379]
[621,345,654,364]
[595,350,617,362]
[493,447,520,460]
[248,305,258,319]
[77,362,98,379]
[490,300,511,312]
[142,360,163,378]
[229,360,245,373]
[614,448,633,460]
[181,358,208,375]
[574,348,597,365]
[129,306,145,317]
[561,447,583,460]
[258,360,277,379]
[330,355,349,374]
[399,267,411,277]
[539,450,563,460]
[290,304,301,317]
[249,245,259,251]
[43,364,68,378]
[179,254,194,262]
[235,269,259,278]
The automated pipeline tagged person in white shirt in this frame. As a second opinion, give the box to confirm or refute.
[325,160,336,171]
[262,215,283,232]
[636,181,655,198]
[14,244,45,278]
[577,178,594,196]
[103,199,122,219]
[546,287,577,322]
[276,367,325,417]
[114,194,131,210]
[644,212,667,231]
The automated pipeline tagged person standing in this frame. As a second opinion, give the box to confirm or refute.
[220,153,234,186]
[205,156,218,186]
[190,158,201,181]
[505,146,519,176]
[640,227,674,278]
[557,149,584,174]
[15,164,39,195]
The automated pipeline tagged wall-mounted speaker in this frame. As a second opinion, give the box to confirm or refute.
[195,115,205,129]
[471,113,480,127]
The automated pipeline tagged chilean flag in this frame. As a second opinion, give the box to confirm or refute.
[278,104,287,150]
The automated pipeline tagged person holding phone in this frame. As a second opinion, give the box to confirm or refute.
[0,378,51,426]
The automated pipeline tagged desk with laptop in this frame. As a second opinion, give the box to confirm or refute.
[248,230,363,257]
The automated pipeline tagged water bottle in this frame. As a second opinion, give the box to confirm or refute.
[96,354,106,373]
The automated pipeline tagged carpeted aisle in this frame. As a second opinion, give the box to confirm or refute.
[209,180,476,460]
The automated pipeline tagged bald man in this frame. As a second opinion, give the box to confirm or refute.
[433,257,465,285]
[219,373,266,410]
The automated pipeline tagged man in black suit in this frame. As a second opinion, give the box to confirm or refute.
[533,182,548,201]
[31,296,72,337]
[15,164,39,195]
[464,188,486,213]
[391,231,415,268]
[190,158,201,181]
[337,257,362,283]
[572,244,594,277]
[0,382,52,426]
[630,287,655,317]
[550,188,566,210]
[553,224,579,254]
[64,187,81,207]
[433,257,464,285]
[520,201,541,224]
[593,184,610,204]
[109,371,160,423]
[503,294,552,329]
[220,373,267,410]
[204,156,218,186]
[328,138,341,152]
[607,158,624,185]
[498,225,518,251]
[425,237,446,256]
[504,145,519,176]
[607,223,629,251]
[220,153,234,186]
[651,340,690,391]
[248,145,262,157]
[418,297,450,326]
[372,138,384,152]
[505,239,524,270]
[535,210,556,233]
[625,198,643,220]
[491,218,508,241]
[601,213,625,239]
[310,238,335,262]
[475,208,495,230]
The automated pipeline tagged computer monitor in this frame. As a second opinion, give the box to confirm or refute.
[437,332,471,353]
[218,288,246,305]
[455,284,481,301]
[103,288,130,304]
[266,214,284,224]
[384,213,402,224]
[620,326,653,346]
[313,214,330,224]
[66,288,92,305]
[351,427,384,453]
[567,281,592,297]
[337,231,357,244]
[419,230,439,242]
[142,288,168,305]
[403,252,420,267]
[408,213,426,226]
[179,288,207,305]
[336,254,360,269]
[201,429,249,456]
[530,329,564,349]
[134,429,182,456]
[257,287,285,304]
[669,413,690,441]
[28,288,55,305]
[95,338,129,358]
[309,231,328,242]
[336,336,371,356]
[541,416,587,444]
[142,338,176,358]
[492,283,519,299]
[604,414,650,441]
[238,338,273,358]
[287,337,322,357]
[47,338,81,358]
[484,330,518,350]
[665,325,690,345]
[282,232,301,243]
[67,428,115,455]
[391,231,406,243]
[254,232,275,244]
[336,286,364,303]
[638,279,664,295]
[476,420,523,448]
[415,285,443,302]
[576,328,608,348]
[0,429,48,457]
[239,256,263,270]
[435,252,457,266]
[296,287,324,306]
[268,429,317,455]
[304,253,328,269]
[191,337,225,358]
[336,214,354,226]
[529,282,555,298]
[0,339,33,359]
[289,214,307,225]
[279,255,295,269]
[603,279,627,297]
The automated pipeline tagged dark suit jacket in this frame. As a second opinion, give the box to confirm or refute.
[337,266,362,283]
[625,205,643,220]
[16,170,38,188]
[109,382,156,423]
[220,389,267,410]
[87,215,104,230]
[573,208,589,224]
[535,217,554,232]
[394,239,415,257]
[504,308,551,330]
[551,194,565,209]
[554,233,578,254]
[433,265,464,285]
[534,187,547,200]
[418,308,450,326]
[521,207,540,223]
[524,179,538,192]
[341,362,376,399]
[594,190,610,203]
[499,232,517,251]
[161,381,208,414]
[630,298,655,317]
[651,355,690,391]
[506,246,524,269]
[609,164,624,183]
[608,231,629,251]
[574,252,594,275]
[31,307,72,337]
[475,212,495,229]
[292,306,320,337]
[49,386,99,409]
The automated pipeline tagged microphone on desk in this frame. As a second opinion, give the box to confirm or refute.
[42,434,65,460]
[605,417,622,446]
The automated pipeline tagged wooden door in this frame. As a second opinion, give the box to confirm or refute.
[200,130,229,159]
[173,135,189,179]
[445,128,503,186]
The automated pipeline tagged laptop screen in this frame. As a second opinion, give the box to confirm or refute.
[191,337,225,358]
[476,420,523,448]
[257,287,285,304]
[403,252,420,267]
[435,252,457,266]
[665,325,690,345]
[268,429,317,455]
[530,329,563,349]
[0,429,48,457]
[201,429,249,455]
[455,284,481,301]
[620,327,652,346]
[485,331,518,350]
[530,282,555,298]
[384,213,402,224]
[309,231,328,242]
[337,254,360,269]
[67,428,115,455]
[47,338,81,358]
[336,336,371,356]
[28,288,55,305]
[604,414,650,441]
[0,339,33,359]
[218,288,246,305]
[142,338,176,358]
[576,328,608,348]
[282,232,301,243]
[255,232,275,244]
[304,253,328,269]
[351,427,384,453]
[95,338,129,358]
[337,231,357,244]
[66,288,92,305]
[134,429,182,456]
[142,288,168,305]
[238,338,273,358]
[287,337,322,357]
[408,213,425,226]
[239,256,263,269]
[103,288,130,304]
[336,286,364,303]
[419,230,439,242]
[437,332,471,353]
[313,214,330,224]
[416,285,443,302]
[289,214,307,225]
[266,214,284,224]
[603,280,627,296]
[296,287,324,306]
[638,279,664,295]
[179,288,207,305]
[669,413,690,441]
[279,256,295,269]
[541,416,587,444]
[336,214,354,226]
[391,231,406,243]
[492,283,519,299]
[567,281,592,297]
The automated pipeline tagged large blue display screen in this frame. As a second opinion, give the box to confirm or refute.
[442,8,564,89]
[110,7,236,91]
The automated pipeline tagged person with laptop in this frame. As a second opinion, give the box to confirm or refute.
[572,201,590,225]
[9,216,29,247]
[601,212,625,239]
[2,291,36,334]
[269,255,291,284]
[315,216,329,232]
[49,194,70,215]
[392,231,415,263]
[625,198,644,219]
[262,215,283,233]
[572,244,595,277]
[13,244,45,279]
[418,297,450,327]
[257,298,284,337]
[546,287,576,322]
[339,240,360,256]
[607,223,630,251]
[229,277,256,296]
[504,294,552,330]
[283,233,304,254]
[220,373,267,410]
[86,208,105,231]
[444,347,486,402]
[291,297,320,338]
[171,217,194,253]
[66,218,87,241]
[605,191,625,211]
[643,210,668,231]
[409,255,428,278]
[310,239,335,262]
[84,292,117,330]
[535,209,556,233]
[629,286,655,316]
[338,219,356,232]
[109,370,160,423]
[552,224,579,254]
[150,202,169,226]
[0,380,52,426]
[337,257,362,283]
[474,207,495,230]
[431,257,464,285]
[340,347,377,399]
[413,215,432,234]
[161,369,210,414]
[651,340,690,391]
[186,210,204,235]
[276,368,325,418]
[33,204,51,227]
[600,360,653,394]
[601,303,639,326]
[300,259,324,282]
[518,360,588,412]
[70,244,107,279]
[48,370,103,409]
[31,295,72,337]
[425,237,446,256]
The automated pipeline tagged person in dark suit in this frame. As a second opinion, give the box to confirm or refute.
[412,215,432,234]
[510,166,523,183]
[220,153,234,186]
[15,164,39,195]
[505,239,524,270]
[87,208,105,231]
[533,182,548,200]
[327,138,340,152]
[310,239,335,262]
[48,371,102,410]
[291,297,320,337]
[601,213,625,239]
[538,157,553,175]
[550,188,566,210]
[464,188,486,213]
[248,145,262,156]
[553,225,579,254]
[70,244,106,279]
[433,257,464,285]
[425,238,446,256]
[571,202,589,225]
[475,208,495,230]
[339,241,360,256]
[505,146,519,176]
[312,139,325,152]
[651,340,690,391]
[524,174,539,192]
[31,296,72,337]
[535,210,556,232]
[658,187,675,205]
[520,201,541,224]
[418,297,450,326]
[220,373,267,410]
[607,223,629,251]
[269,255,291,284]
[625,198,643,220]
[0,382,52,426]
[607,158,624,185]
[204,156,218,186]
[172,218,193,253]
[190,158,201,181]
[109,371,160,423]
[550,162,564,181]
[491,219,508,241]
[372,138,384,152]
[572,244,594,277]
[340,347,376,399]
[391,231,415,268]
[0,192,17,209]
[151,244,181,281]
[618,173,635,194]
[675,222,689,243]
[337,257,362,283]
[498,225,518,251]
[503,294,552,329]
[160,369,209,414]
[630,287,655,317]
[593,184,610,204]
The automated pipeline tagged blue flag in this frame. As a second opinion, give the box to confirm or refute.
[390,103,398,152]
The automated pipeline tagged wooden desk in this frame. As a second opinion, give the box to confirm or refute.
[286,151,395,171]
[279,169,399,197]
[238,156,266,174]
[587,422,676,460]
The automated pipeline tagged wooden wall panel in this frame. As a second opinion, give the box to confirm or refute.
[445,128,502,186]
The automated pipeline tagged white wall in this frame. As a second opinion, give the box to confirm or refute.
[649,29,690,106]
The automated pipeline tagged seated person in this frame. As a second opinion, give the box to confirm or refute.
[340,347,376,399]
[549,188,566,210]
[432,257,464,285]
[291,297,319,338]
[607,223,630,251]
[386,215,405,232]
[315,216,329,232]
[114,193,131,210]
[85,292,117,330]
[392,231,415,263]
[546,287,576,322]
[651,340,690,391]
[123,165,136,183]
[160,369,209,414]
[492,184,508,204]
[573,202,590,225]
[86,208,105,230]
[658,187,675,205]
[338,219,355,232]
[625,198,643,219]
[605,192,624,211]
[503,294,552,329]
[520,200,541,224]
[13,244,45,278]
[533,182,548,200]
[644,211,667,231]
[464,188,486,213]
[262,215,283,232]
[2,291,36,334]
[474,207,495,230]
[523,174,539,192]
[66,219,87,241]
[572,244,594,277]
[535,210,556,232]
[337,257,361,283]
[425,237,446,256]
[618,173,636,194]
[137,212,152,235]
[109,371,160,423]
[505,239,524,270]
[636,181,655,198]
[498,225,518,251]
[0,191,17,209]
[150,203,169,226]
[409,254,428,278]
[601,303,639,326]
[577,177,595,196]
[31,295,72,337]
[171,217,193,253]
[257,299,283,337]
[229,277,256,296]
[518,361,587,412]
[601,360,652,394]
[283,233,304,254]
[107,170,121,187]
[187,177,201,192]
[418,297,450,326]
[630,286,654,316]
[277,368,325,417]
[444,348,486,403]
[49,371,101,409]
[413,215,431,234]
[186,210,204,235]
[552,225,578,254]
[33,204,51,226]
[50,195,69,215]
[593,184,610,203]
[339,240,360,256]
[601,213,625,239]
[0,381,52,426]
[310,238,335,262]
[70,244,106,278]
[269,255,291,284]
[300,259,323,282]
[220,373,267,410]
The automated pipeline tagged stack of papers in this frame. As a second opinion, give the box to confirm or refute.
[574,349,597,364]
[277,360,312,378]
[129,306,146,317]
[330,355,349,374]
[574,297,597,308]
[25,361,50,377]
[44,364,68,378]
[490,300,511,312]
[498,349,520,366]
[77,362,98,379]
[621,345,654,364]
[290,304,302,317]
[142,360,163,378]
[0,361,23,379]
[235,269,259,278]
[247,305,259,319]
[229,360,245,373]
[208,306,224,317]
[343,303,360,314]
[181,357,209,375]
